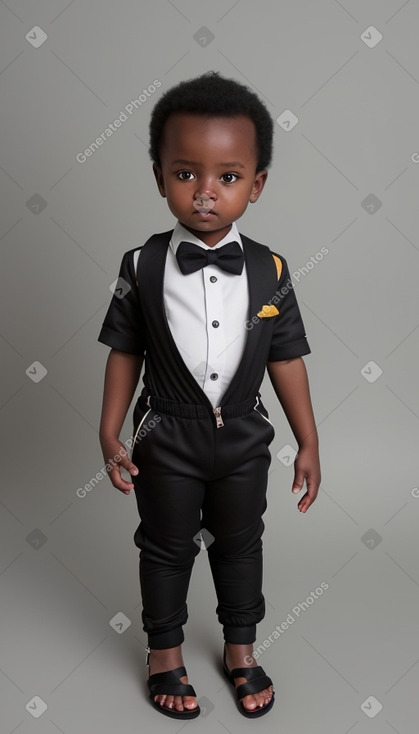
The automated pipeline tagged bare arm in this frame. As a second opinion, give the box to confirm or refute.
[99,348,143,494]
[267,357,321,512]
[99,348,143,438]
[267,357,318,448]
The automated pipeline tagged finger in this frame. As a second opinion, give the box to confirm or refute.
[109,466,137,494]
[298,488,318,512]
[291,469,306,493]
[122,458,139,477]
[305,476,320,500]
[298,494,311,512]
[115,446,139,478]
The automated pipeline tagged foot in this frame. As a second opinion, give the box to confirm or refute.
[148,646,199,713]
[224,642,274,712]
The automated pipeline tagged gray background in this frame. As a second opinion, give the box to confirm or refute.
[1,0,418,732]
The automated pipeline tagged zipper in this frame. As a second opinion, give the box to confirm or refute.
[129,404,152,461]
[213,406,224,428]
[253,396,275,428]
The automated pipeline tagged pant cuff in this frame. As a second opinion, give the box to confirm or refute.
[147,625,185,649]
[223,624,256,644]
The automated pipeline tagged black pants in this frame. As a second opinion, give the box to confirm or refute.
[131,393,275,650]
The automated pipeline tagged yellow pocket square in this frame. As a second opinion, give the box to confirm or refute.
[257,304,279,318]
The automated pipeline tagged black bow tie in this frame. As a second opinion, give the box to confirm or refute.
[176,240,244,275]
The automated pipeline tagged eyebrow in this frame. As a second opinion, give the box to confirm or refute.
[170,159,246,169]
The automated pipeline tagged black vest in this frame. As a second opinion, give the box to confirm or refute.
[135,230,278,409]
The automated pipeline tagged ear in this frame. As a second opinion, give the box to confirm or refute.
[249,170,268,203]
[153,164,166,197]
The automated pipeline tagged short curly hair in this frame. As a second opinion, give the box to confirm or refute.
[149,71,274,172]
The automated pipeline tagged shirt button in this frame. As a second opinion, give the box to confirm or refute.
[210,373,218,380]
[210,276,217,283]
[212,320,219,328]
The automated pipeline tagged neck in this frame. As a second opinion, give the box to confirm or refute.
[180,223,233,248]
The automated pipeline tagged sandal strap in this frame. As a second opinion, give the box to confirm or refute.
[147,666,197,698]
[228,665,273,699]
[236,675,272,700]
[228,664,267,680]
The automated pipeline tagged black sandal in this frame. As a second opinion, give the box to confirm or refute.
[145,646,201,719]
[223,644,275,718]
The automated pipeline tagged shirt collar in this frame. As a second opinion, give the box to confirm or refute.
[169,220,242,256]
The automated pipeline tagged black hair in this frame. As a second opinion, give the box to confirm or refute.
[149,71,274,172]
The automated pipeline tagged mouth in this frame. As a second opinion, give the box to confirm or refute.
[193,195,216,216]
[193,209,216,217]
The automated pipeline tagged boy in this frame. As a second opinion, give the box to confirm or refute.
[98,71,320,719]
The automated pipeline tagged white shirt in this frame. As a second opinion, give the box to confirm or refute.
[135,220,249,407]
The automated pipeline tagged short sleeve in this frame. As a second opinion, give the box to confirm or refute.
[267,253,311,361]
[97,249,146,355]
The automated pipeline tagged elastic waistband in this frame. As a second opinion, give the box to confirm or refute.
[140,393,257,420]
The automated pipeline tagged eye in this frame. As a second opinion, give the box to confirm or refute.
[177,171,195,180]
[221,173,238,183]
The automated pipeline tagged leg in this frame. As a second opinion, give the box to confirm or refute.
[203,451,270,642]
[202,419,274,711]
[146,645,199,714]
[223,642,274,712]
[131,413,209,712]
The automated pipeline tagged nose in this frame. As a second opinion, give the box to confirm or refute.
[194,191,216,204]
[193,178,217,202]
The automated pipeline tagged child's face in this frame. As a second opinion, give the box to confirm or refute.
[153,112,268,246]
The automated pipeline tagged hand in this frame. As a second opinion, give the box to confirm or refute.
[291,444,321,513]
[100,436,139,495]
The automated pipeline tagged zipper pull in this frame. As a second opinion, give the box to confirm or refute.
[213,406,224,428]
